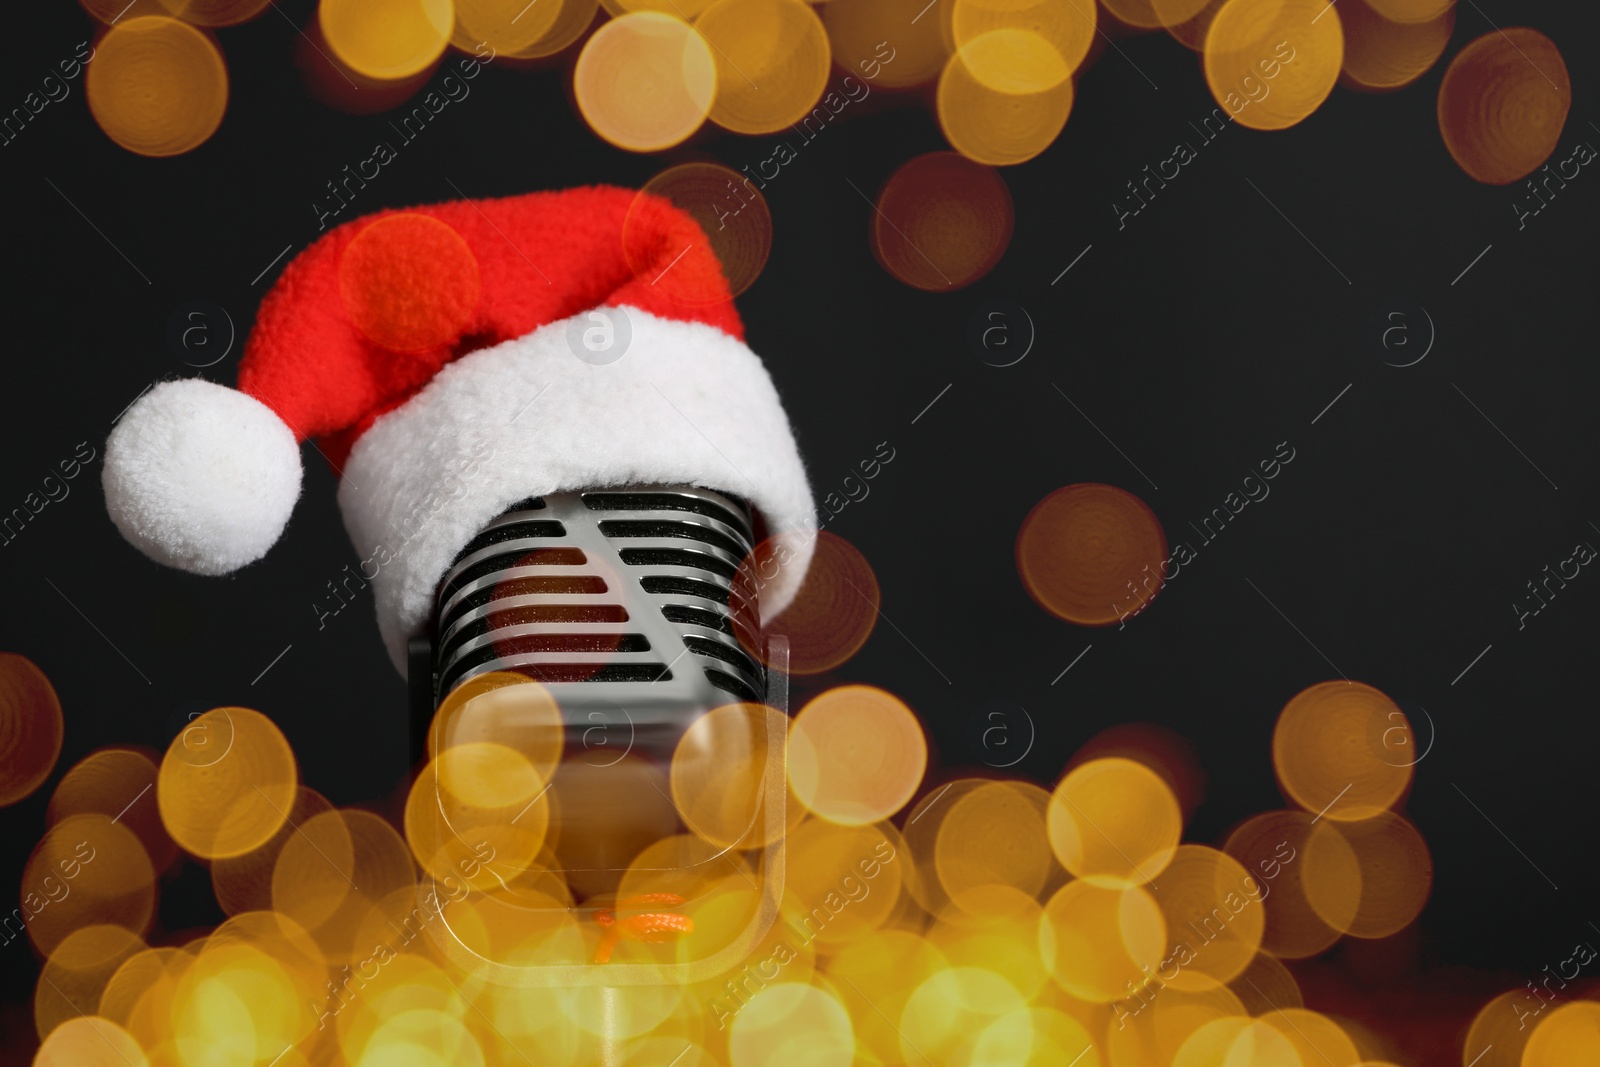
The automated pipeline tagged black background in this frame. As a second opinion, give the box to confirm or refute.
[1,0,1597,1052]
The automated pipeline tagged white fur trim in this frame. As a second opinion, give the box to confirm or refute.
[339,308,816,673]
[103,380,304,576]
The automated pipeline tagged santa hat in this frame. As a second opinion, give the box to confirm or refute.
[102,187,815,672]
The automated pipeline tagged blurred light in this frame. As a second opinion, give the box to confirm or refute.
[1203,0,1343,131]
[1523,1002,1600,1066]
[869,150,1014,290]
[357,1008,486,1066]
[951,0,1095,83]
[503,0,601,57]
[86,16,228,157]
[1109,983,1246,1065]
[735,531,880,674]
[1016,483,1168,627]
[1038,880,1166,1003]
[1272,681,1414,822]
[1149,845,1265,990]
[786,821,904,947]
[1101,0,1167,31]
[671,702,796,851]
[575,13,716,152]
[975,1005,1100,1067]
[454,0,564,55]
[1227,950,1302,1013]
[211,787,336,917]
[157,706,298,860]
[901,778,983,916]
[157,0,273,25]
[320,0,453,80]
[937,781,1057,904]
[729,983,854,1067]
[899,966,1028,1062]
[1225,808,1356,958]
[1463,989,1538,1067]
[1048,756,1181,888]
[1265,1008,1360,1067]
[630,162,773,301]
[0,652,63,807]
[301,13,438,115]
[1366,0,1452,20]
[23,814,155,955]
[789,685,927,826]
[81,0,165,21]
[1437,27,1571,185]
[49,747,176,872]
[33,1016,150,1066]
[932,885,1051,998]
[1304,810,1431,939]
[938,43,1073,165]
[1172,1016,1302,1066]
[823,0,948,88]
[272,808,358,931]
[696,0,831,135]
[35,924,145,1040]
[428,671,564,785]
[1339,0,1453,91]
[404,741,549,887]
[100,947,192,1057]
[1165,0,1225,50]
[826,930,946,1062]
[550,753,678,900]
[339,213,482,353]
[1072,722,1207,822]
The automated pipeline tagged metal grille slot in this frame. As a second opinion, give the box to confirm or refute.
[431,486,767,709]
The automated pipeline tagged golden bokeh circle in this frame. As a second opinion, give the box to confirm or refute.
[1272,680,1414,822]
[789,685,927,826]
[428,671,564,786]
[1304,810,1430,939]
[938,43,1073,166]
[735,531,881,675]
[1366,0,1451,21]
[210,787,335,917]
[34,1016,150,1067]
[1039,879,1166,1003]
[1149,845,1266,989]
[1224,808,1352,958]
[870,150,1014,291]
[0,652,64,807]
[49,747,176,873]
[1173,1015,1303,1067]
[785,820,905,947]
[86,16,228,157]
[23,813,155,955]
[951,0,1096,83]
[1265,1008,1359,1067]
[823,0,948,88]
[405,741,550,887]
[575,13,717,152]
[1203,0,1344,131]
[1437,27,1572,185]
[1462,990,1537,1067]
[1523,1001,1600,1066]
[1017,483,1168,626]
[937,780,1057,903]
[730,983,855,1067]
[696,0,832,134]
[671,702,792,850]
[157,706,298,860]
[157,0,273,25]
[35,924,146,1041]
[899,966,1029,1062]
[629,162,773,301]
[319,0,453,80]
[453,0,564,55]
[1339,0,1453,91]
[1047,757,1181,888]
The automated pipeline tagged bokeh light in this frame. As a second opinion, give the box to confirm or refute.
[789,685,927,826]
[1017,483,1168,626]
[822,0,947,88]
[1366,0,1452,21]
[1203,0,1343,131]
[1272,680,1414,822]
[1339,0,1453,91]
[938,42,1073,165]
[33,1016,150,1067]
[1048,757,1181,888]
[1462,989,1537,1067]
[48,747,176,873]
[1172,1015,1302,1067]
[937,781,1058,904]
[628,162,773,301]
[951,0,1095,85]
[319,0,453,81]
[1303,809,1431,939]
[870,150,1014,290]
[1523,1001,1600,1065]
[1039,879,1166,1003]
[35,924,145,1040]
[575,13,717,152]
[735,531,880,675]
[157,0,274,25]
[1437,27,1572,185]
[23,814,155,955]
[453,0,566,55]
[671,702,795,850]
[0,653,63,808]
[339,213,482,353]
[1149,845,1266,989]
[1224,808,1355,958]
[157,706,298,860]
[696,0,832,135]
[86,16,228,157]
[210,787,335,917]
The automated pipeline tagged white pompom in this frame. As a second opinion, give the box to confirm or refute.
[103,380,303,576]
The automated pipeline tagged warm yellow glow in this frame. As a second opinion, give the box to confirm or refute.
[1264,1009,1360,1067]
[1436,27,1571,185]
[1173,1016,1304,1066]
[899,967,1028,1062]
[35,924,146,1041]
[272,808,358,931]
[49,748,175,873]
[729,983,855,1067]
[1039,880,1166,1003]
[938,43,1073,165]
[1365,0,1451,21]
[158,707,298,860]
[453,0,564,55]
[1203,0,1343,131]
[786,821,904,947]
[1272,681,1414,822]
[1149,845,1265,990]
[575,13,717,152]
[157,0,274,25]
[951,0,1095,85]
[34,1016,150,1067]
[696,0,832,134]
[671,702,790,851]
[1224,809,1351,958]
[23,814,155,955]
[826,930,946,1063]
[211,788,335,918]
[319,0,454,80]
[404,742,549,886]
[1304,811,1430,939]
[823,0,947,88]
[86,16,229,157]
[1523,1002,1600,1066]
[1016,484,1168,625]
[789,685,927,826]
[1048,757,1182,888]
[736,530,881,675]
[0,653,63,807]
[938,781,1057,903]
[428,672,564,786]
[1339,0,1453,91]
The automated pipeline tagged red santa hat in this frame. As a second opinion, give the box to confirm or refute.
[102,187,815,672]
